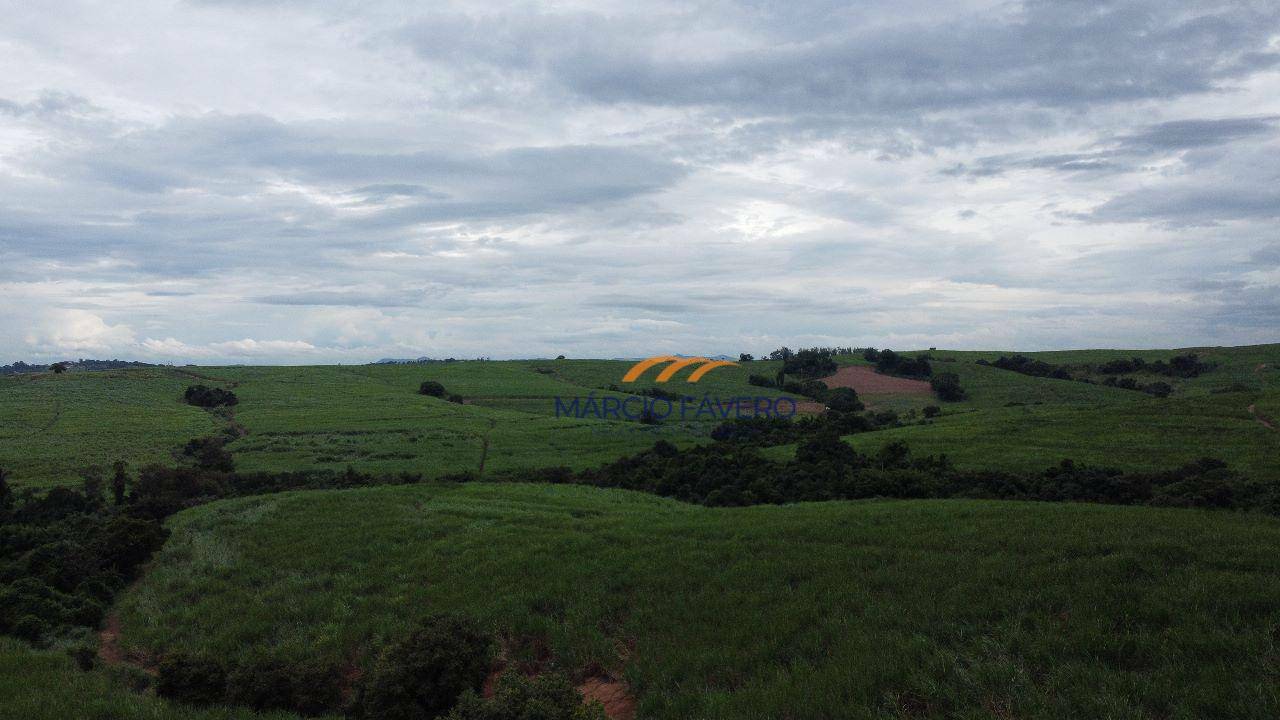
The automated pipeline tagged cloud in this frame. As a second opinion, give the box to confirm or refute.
[140,337,319,359]
[399,1,1280,116]
[0,0,1278,361]
[23,310,135,354]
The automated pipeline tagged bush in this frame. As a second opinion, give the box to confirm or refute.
[825,387,863,413]
[930,372,966,402]
[446,672,607,720]
[876,350,932,378]
[352,614,493,720]
[225,655,344,715]
[181,437,235,472]
[781,348,838,378]
[156,653,228,706]
[419,381,447,397]
[922,405,941,418]
[183,385,238,408]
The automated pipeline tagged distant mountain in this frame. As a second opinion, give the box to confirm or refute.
[0,359,156,375]
[372,356,436,365]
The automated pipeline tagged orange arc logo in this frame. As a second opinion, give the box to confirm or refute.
[621,356,740,383]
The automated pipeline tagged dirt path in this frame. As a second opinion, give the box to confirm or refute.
[477,419,496,477]
[28,399,63,434]
[579,676,637,720]
[818,365,933,395]
[1247,363,1276,432]
[1248,404,1275,430]
[98,611,156,675]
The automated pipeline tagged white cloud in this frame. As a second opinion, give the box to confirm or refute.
[0,1,1278,361]
[22,310,135,354]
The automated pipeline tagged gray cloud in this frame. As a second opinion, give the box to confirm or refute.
[1,0,1278,362]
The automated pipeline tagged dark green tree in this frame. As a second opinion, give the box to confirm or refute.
[111,461,129,505]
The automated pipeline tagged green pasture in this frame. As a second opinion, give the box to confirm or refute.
[115,482,1280,720]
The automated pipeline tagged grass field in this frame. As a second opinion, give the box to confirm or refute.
[113,481,1280,720]
[4,344,1279,719]
[3,346,1277,489]
[1,360,783,488]
[0,637,305,720]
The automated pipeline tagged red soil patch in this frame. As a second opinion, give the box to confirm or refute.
[819,365,932,395]
[97,612,157,675]
[481,655,637,717]
[793,400,826,414]
[1249,364,1276,432]
[1249,404,1276,431]
[579,676,637,720]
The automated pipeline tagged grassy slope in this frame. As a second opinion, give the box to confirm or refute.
[1,360,776,488]
[3,346,1276,488]
[0,369,220,487]
[758,345,1280,479]
[0,637,305,720]
[118,482,1280,720]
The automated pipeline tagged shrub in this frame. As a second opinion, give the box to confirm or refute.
[447,393,466,404]
[181,437,235,472]
[225,655,344,716]
[183,385,238,408]
[446,672,607,720]
[98,515,169,579]
[930,372,966,402]
[825,387,863,413]
[781,348,838,378]
[352,614,493,720]
[156,653,228,706]
[876,350,932,378]
[922,405,941,418]
[419,381,447,397]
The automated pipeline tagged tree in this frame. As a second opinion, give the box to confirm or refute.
[80,466,106,506]
[0,467,12,514]
[825,387,863,413]
[111,461,129,506]
[418,381,446,397]
[352,614,491,720]
[555,355,566,360]
[739,353,754,362]
[51,362,68,374]
[930,372,965,402]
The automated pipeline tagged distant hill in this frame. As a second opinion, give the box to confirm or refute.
[0,358,156,375]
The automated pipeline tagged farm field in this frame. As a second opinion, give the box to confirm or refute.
[2,345,1277,489]
[110,481,1280,720]
[4,344,1279,720]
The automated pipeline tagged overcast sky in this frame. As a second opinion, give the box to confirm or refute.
[2,0,1278,363]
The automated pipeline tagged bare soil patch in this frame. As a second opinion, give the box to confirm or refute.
[97,612,156,675]
[819,365,932,395]
[579,676,637,720]
[1248,404,1275,431]
[1248,364,1276,432]
[793,400,826,414]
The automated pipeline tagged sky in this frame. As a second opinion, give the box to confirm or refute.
[1,0,1278,364]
